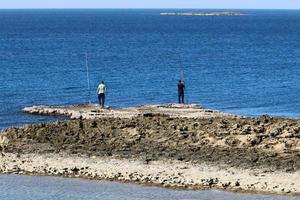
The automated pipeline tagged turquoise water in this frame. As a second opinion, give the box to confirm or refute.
[1,9,300,129]
[0,175,299,200]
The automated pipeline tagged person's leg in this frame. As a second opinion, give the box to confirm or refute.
[98,94,101,105]
[102,94,105,107]
[182,93,184,104]
[178,94,181,104]
[99,94,103,107]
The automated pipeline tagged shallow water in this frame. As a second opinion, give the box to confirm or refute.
[1,9,300,129]
[0,175,299,200]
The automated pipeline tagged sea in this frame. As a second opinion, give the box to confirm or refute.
[0,175,299,200]
[1,9,300,199]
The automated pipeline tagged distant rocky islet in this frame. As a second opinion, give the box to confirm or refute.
[160,12,243,16]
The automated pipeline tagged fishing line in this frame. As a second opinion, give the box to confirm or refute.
[85,52,91,104]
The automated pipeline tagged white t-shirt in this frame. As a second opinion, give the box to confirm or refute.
[97,83,106,94]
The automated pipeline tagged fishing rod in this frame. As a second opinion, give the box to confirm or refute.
[178,53,184,80]
[85,52,91,104]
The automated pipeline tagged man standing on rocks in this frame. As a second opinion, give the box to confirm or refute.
[97,81,106,107]
[178,80,185,104]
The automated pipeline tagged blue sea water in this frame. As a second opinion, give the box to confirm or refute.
[0,175,299,200]
[1,9,300,200]
[1,9,300,129]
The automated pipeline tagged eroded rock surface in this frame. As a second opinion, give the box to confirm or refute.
[2,115,300,171]
[22,104,237,119]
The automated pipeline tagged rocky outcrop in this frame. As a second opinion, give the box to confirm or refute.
[0,135,9,152]
[2,104,300,195]
[22,104,236,120]
[160,12,243,16]
[2,114,300,170]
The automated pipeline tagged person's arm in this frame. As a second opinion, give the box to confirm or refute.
[96,85,100,94]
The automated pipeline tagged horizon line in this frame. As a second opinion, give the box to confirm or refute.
[0,7,300,10]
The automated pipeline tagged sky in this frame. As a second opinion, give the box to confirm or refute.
[0,0,299,9]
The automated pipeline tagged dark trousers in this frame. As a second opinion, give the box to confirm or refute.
[98,93,105,107]
[178,93,184,104]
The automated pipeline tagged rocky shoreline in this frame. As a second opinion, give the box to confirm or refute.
[1,104,300,196]
[0,153,299,196]
[22,104,236,119]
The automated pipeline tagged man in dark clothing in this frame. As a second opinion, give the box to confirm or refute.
[97,81,106,107]
[178,80,185,104]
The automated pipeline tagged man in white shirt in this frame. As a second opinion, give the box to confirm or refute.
[97,81,106,107]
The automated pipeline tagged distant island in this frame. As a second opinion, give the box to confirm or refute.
[160,12,243,16]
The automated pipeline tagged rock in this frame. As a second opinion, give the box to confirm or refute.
[71,167,80,173]
[260,115,272,123]
[222,181,231,189]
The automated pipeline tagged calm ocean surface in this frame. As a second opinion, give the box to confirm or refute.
[1,9,300,200]
[1,9,300,129]
[0,175,299,200]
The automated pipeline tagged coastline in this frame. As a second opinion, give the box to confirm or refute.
[1,104,300,196]
[1,153,299,196]
[21,104,237,119]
